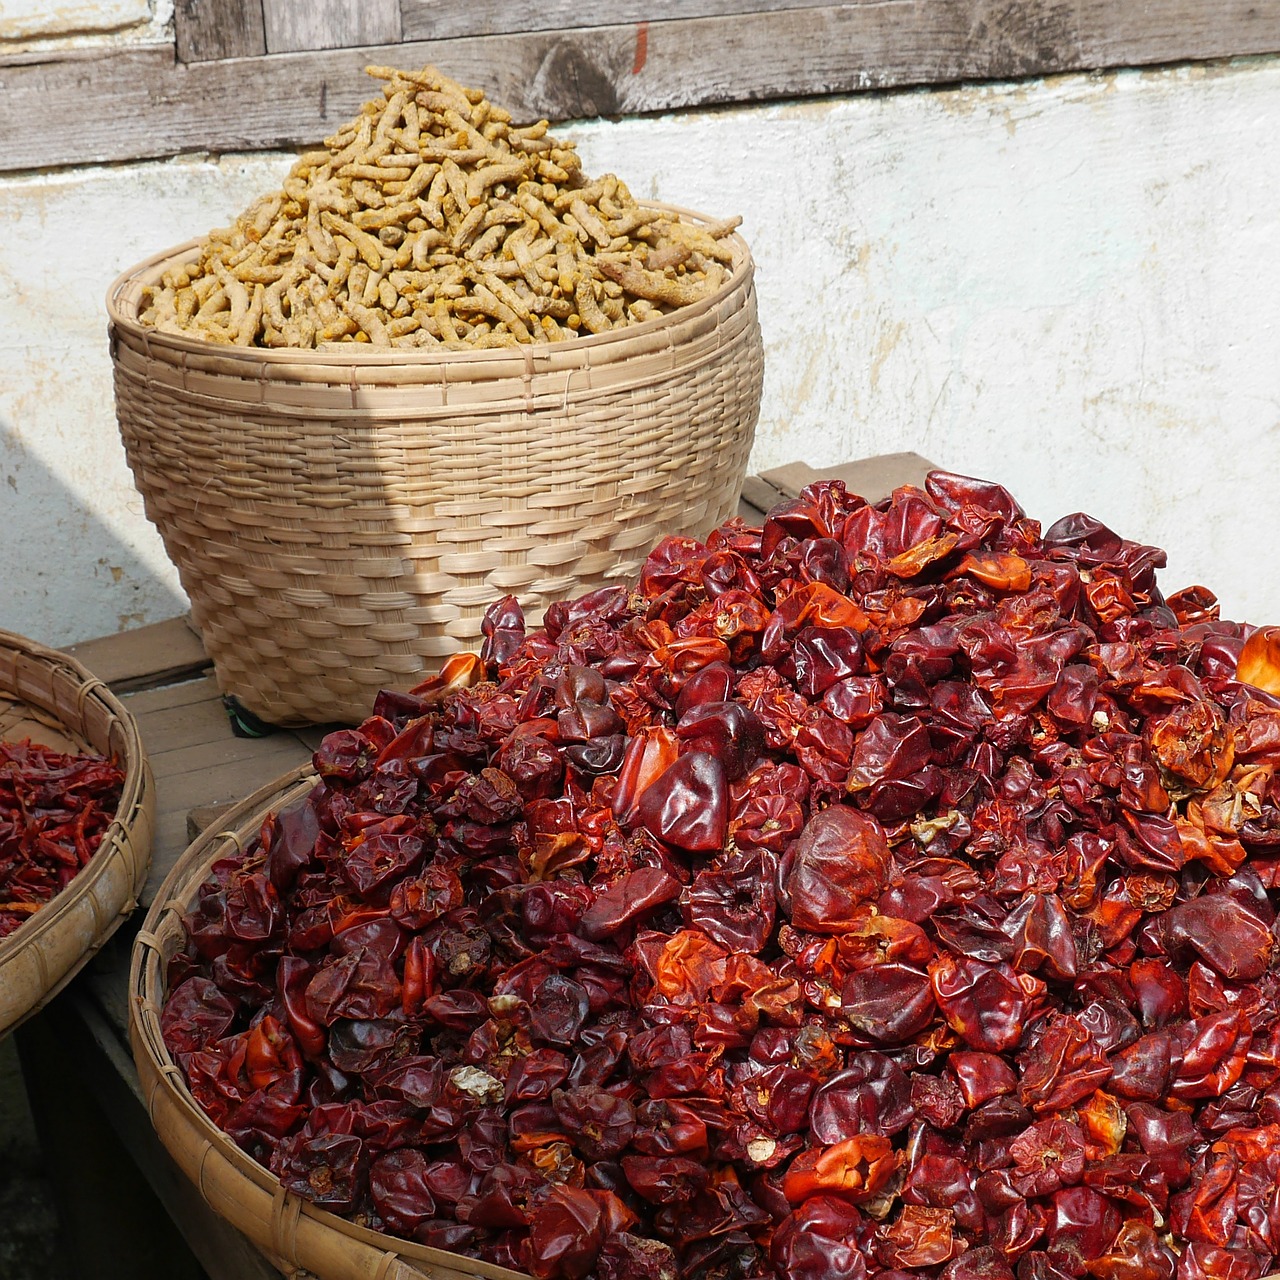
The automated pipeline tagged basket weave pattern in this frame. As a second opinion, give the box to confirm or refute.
[133,767,531,1280]
[109,212,763,727]
[0,630,153,1035]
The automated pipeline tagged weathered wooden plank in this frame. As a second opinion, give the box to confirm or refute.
[145,747,312,900]
[3,3,1280,171]
[131,696,314,771]
[401,0,826,41]
[72,927,136,1060]
[174,0,267,63]
[758,462,823,499]
[126,674,316,761]
[263,0,401,54]
[129,691,242,756]
[761,452,936,503]
[151,741,307,797]
[65,615,208,693]
[150,810,197,884]
[188,800,236,840]
[293,725,334,752]
[121,673,224,717]
[824,453,938,502]
[739,474,788,521]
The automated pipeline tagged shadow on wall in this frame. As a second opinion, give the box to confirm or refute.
[0,415,187,649]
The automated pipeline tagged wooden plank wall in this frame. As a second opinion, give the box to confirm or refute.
[261,0,402,55]
[399,0,830,43]
[1,2,1278,174]
[173,0,265,62]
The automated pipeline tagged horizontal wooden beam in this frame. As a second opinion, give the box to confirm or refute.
[1,3,1278,173]
[400,0,830,42]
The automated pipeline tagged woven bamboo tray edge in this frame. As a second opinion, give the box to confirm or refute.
[131,765,534,1280]
[0,629,154,1036]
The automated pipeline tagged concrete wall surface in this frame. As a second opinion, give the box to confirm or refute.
[2,54,1278,648]
[0,0,170,48]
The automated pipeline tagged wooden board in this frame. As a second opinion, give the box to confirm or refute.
[65,615,209,694]
[262,0,401,55]
[761,451,938,503]
[3,3,1280,171]
[65,669,315,905]
[401,0,830,42]
[174,0,267,63]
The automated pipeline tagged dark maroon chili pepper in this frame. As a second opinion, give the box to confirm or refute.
[579,867,681,941]
[631,750,729,853]
[674,700,765,781]
[784,805,891,932]
[161,472,1280,1280]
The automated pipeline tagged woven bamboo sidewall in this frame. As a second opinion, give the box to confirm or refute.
[108,208,764,728]
[0,630,153,1037]
[131,767,534,1280]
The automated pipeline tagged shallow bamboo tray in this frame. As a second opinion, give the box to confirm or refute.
[0,630,153,1036]
[108,207,763,729]
[132,764,533,1280]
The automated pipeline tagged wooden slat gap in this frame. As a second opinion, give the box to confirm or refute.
[104,664,216,695]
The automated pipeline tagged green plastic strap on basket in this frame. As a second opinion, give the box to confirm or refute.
[222,695,277,739]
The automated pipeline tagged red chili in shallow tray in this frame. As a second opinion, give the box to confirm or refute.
[0,739,124,937]
[162,472,1280,1280]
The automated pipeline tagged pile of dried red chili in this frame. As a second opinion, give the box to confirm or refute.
[0,739,124,938]
[161,472,1280,1280]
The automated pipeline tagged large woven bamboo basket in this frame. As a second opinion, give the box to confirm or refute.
[108,206,763,728]
[0,630,153,1036]
[132,765,532,1280]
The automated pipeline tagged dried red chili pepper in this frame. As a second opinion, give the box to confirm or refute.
[631,750,728,853]
[784,806,891,932]
[161,472,1280,1280]
[0,739,123,937]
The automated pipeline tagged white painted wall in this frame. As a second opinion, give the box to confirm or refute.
[3,55,1279,648]
[0,0,171,48]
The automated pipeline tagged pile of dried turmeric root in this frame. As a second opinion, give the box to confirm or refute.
[139,65,742,350]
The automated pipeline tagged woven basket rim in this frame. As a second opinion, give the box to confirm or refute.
[131,764,534,1280]
[0,628,153,1031]
[106,200,753,370]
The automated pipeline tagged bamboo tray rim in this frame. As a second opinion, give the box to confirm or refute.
[132,763,534,1280]
[0,628,153,1030]
[106,200,752,369]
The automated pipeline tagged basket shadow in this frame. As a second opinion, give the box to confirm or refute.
[0,415,187,650]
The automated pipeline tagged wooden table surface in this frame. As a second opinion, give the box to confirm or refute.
[15,454,932,1280]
